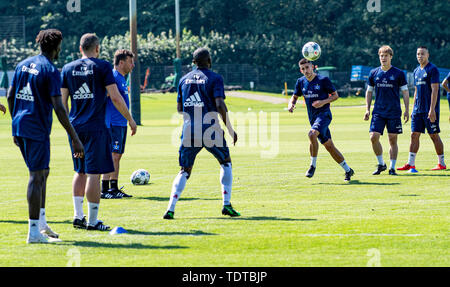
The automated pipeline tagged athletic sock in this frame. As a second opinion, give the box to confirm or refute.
[39,208,47,229]
[110,180,118,190]
[390,159,396,170]
[167,171,188,212]
[310,157,317,168]
[29,219,40,237]
[408,152,416,166]
[376,155,385,166]
[438,154,445,166]
[220,163,233,206]
[101,180,109,193]
[87,202,99,227]
[339,160,351,172]
[73,196,84,220]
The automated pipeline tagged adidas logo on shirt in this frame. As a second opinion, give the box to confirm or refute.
[73,83,94,100]
[16,83,34,102]
[184,92,204,107]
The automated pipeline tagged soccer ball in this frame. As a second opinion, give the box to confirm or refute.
[130,169,150,185]
[302,42,321,61]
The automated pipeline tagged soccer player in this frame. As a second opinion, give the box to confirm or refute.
[364,45,409,175]
[288,58,354,181]
[441,72,450,122]
[61,33,137,231]
[101,49,135,199]
[398,46,446,172]
[7,29,84,243]
[163,47,240,220]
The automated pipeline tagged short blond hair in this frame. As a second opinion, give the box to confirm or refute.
[378,45,393,56]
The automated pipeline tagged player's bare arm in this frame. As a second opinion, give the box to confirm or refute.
[364,87,373,121]
[401,89,410,123]
[428,83,439,123]
[6,86,19,146]
[442,78,450,93]
[61,87,70,113]
[106,83,137,135]
[288,94,298,113]
[312,91,339,108]
[215,97,237,145]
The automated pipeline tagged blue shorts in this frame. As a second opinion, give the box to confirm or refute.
[69,129,114,174]
[411,113,440,134]
[310,112,332,144]
[179,139,230,168]
[109,126,127,154]
[370,114,402,135]
[16,136,50,171]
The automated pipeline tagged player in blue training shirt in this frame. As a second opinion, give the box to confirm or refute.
[441,72,450,122]
[61,33,137,231]
[163,48,239,219]
[364,45,410,176]
[398,46,446,172]
[7,29,84,243]
[101,49,135,199]
[288,58,354,182]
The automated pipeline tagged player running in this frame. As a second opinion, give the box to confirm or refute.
[398,46,446,172]
[7,29,84,243]
[288,58,354,181]
[101,49,135,199]
[364,45,409,176]
[441,72,450,122]
[163,47,240,219]
[61,33,137,231]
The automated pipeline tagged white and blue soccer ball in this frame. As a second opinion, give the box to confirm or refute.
[302,42,321,61]
[130,169,150,185]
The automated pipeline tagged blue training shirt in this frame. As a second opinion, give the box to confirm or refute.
[105,69,129,128]
[294,74,336,121]
[413,62,440,114]
[61,57,116,132]
[177,68,225,140]
[10,54,61,141]
[367,66,408,119]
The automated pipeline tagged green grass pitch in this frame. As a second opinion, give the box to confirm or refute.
[0,92,448,266]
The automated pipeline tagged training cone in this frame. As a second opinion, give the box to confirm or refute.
[109,226,128,235]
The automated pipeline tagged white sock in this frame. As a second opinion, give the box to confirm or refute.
[39,208,47,229]
[339,160,351,172]
[28,219,40,237]
[408,152,416,166]
[167,171,188,212]
[438,154,445,166]
[390,159,396,170]
[376,155,385,166]
[87,202,99,227]
[310,157,317,168]
[73,196,84,219]
[220,163,233,206]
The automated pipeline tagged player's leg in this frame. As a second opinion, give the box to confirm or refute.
[429,133,446,170]
[322,138,354,182]
[72,172,87,228]
[85,173,109,230]
[387,133,399,175]
[398,114,423,172]
[27,170,46,242]
[306,129,319,178]
[370,132,387,175]
[38,168,59,238]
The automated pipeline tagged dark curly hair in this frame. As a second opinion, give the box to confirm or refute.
[35,29,63,54]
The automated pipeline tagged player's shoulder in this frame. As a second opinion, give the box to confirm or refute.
[317,74,332,84]
[427,62,439,73]
[369,67,381,75]
[390,66,405,76]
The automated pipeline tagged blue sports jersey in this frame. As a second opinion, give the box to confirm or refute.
[367,66,408,119]
[413,62,440,114]
[105,69,129,127]
[177,68,225,141]
[293,74,336,121]
[10,54,61,141]
[61,57,116,132]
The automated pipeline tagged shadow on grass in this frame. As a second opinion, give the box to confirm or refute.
[126,229,217,236]
[400,173,449,177]
[59,241,188,250]
[206,216,317,222]
[138,196,217,201]
[0,220,72,225]
[312,180,400,186]
[399,194,420,197]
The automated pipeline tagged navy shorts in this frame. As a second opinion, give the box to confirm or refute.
[411,113,440,134]
[370,114,402,135]
[179,137,230,168]
[310,112,332,144]
[16,136,50,171]
[69,129,114,174]
[109,126,127,154]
